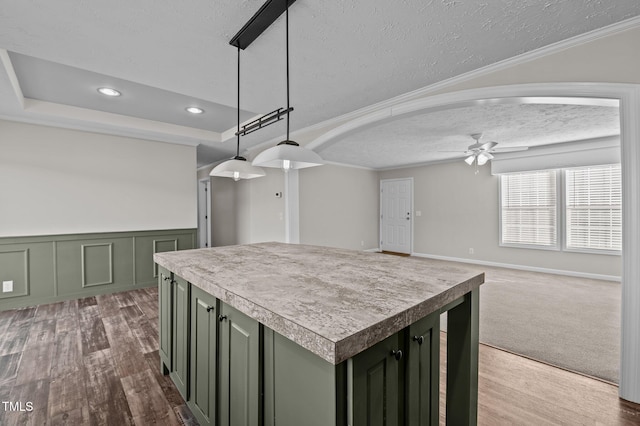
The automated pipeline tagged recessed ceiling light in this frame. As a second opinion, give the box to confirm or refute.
[97,87,121,97]
[186,106,204,114]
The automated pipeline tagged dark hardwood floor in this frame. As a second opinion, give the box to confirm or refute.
[0,288,197,426]
[0,287,638,425]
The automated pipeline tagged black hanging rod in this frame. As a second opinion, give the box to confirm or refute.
[230,0,297,49]
[235,107,294,136]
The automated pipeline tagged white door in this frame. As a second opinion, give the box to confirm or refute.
[197,179,211,248]
[380,178,412,254]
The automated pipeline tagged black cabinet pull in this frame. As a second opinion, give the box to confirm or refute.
[413,335,424,345]
[163,275,171,281]
[206,306,214,312]
[219,314,228,322]
[391,349,403,361]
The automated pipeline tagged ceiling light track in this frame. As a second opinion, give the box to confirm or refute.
[235,106,293,136]
[230,0,297,50]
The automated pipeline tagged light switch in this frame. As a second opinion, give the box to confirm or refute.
[415,211,422,217]
[2,280,13,293]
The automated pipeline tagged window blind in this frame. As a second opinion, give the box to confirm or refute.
[566,164,621,251]
[501,170,557,247]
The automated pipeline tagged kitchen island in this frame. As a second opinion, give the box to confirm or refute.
[154,242,484,426]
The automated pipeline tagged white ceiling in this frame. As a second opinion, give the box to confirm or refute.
[0,1,638,168]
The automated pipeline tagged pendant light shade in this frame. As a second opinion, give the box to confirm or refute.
[252,141,323,171]
[250,4,323,172]
[210,45,266,181]
[210,157,266,181]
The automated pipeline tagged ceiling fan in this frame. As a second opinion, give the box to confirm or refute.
[459,133,528,166]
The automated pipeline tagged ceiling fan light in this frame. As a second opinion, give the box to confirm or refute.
[464,155,476,165]
[210,158,266,180]
[477,152,492,166]
[252,143,324,171]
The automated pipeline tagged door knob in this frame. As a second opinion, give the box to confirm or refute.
[391,349,403,361]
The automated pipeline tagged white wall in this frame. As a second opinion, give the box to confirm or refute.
[379,161,622,278]
[0,120,197,237]
[299,164,379,250]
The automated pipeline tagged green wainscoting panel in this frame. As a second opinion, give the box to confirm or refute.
[0,242,54,304]
[57,237,133,296]
[81,243,114,287]
[0,229,196,311]
[0,249,29,299]
[134,232,194,283]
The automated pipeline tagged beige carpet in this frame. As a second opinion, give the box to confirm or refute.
[440,264,621,384]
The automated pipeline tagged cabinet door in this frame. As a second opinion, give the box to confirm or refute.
[352,332,402,426]
[170,274,190,400]
[158,267,172,374]
[406,312,440,426]
[188,286,218,426]
[219,303,260,426]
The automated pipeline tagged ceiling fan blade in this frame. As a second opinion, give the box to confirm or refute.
[491,146,529,153]
[479,141,498,151]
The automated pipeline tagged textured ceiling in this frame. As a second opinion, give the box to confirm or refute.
[318,103,620,169]
[0,0,638,167]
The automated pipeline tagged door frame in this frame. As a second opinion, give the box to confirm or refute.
[197,178,211,248]
[307,82,640,403]
[379,177,414,254]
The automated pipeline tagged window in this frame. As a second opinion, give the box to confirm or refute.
[499,164,621,253]
[500,170,558,248]
[565,164,621,251]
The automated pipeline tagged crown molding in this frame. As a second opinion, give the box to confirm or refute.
[0,49,25,109]
[291,15,640,150]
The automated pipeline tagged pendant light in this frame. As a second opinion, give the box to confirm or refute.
[210,47,266,181]
[252,5,324,172]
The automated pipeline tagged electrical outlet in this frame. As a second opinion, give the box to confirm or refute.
[361,241,365,247]
[415,211,422,217]
[2,280,13,293]
[468,248,474,255]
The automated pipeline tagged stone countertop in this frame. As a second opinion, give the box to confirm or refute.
[154,242,484,364]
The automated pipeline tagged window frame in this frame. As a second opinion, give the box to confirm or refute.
[562,164,622,255]
[498,164,621,255]
[498,169,561,251]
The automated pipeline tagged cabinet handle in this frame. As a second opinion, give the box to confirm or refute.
[206,306,214,312]
[163,275,171,281]
[219,314,227,322]
[413,335,424,345]
[391,349,403,361]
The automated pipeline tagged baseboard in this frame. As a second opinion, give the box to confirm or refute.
[410,252,621,282]
[363,248,382,253]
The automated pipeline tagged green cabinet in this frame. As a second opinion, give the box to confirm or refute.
[218,303,261,426]
[351,310,440,426]
[158,270,446,426]
[406,313,440,426]
[352,332,402,426]
[189,285,218,426]
[170,274,190,400]
[158,266,172,375]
